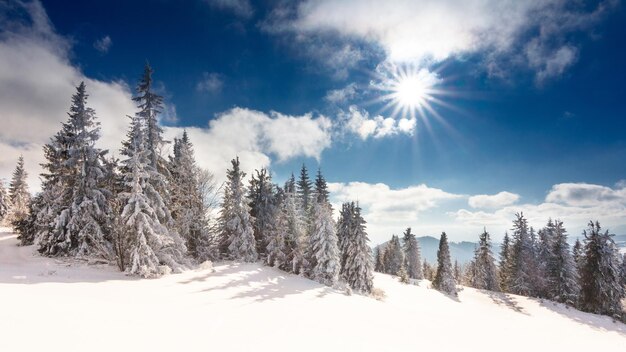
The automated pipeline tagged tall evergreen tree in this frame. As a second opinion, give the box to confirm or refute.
[133,63,165,171]
[168,132,206,258]
[118,115,187,277]
[433,232,457,296]
[219,157,257,262]
[546,220,579,305]
[342,203,374,293]
[499,232,512,292]
[247,168,275,256]
[0,180,9,222]
[471,229,499,291]
[508,213,535,296]
[578,221,625,319]
[536,220,557,297]
[266,189,288,269]
[572,238,584,273]
[337,202,353,276]
[313,168,330,204]
[374,246,386,273]
[36,83,112,257]
[383,235,404,275]
[296,164,312,213]
[309,200,340,286]
[7,156,30,226]
[402,227,423,279]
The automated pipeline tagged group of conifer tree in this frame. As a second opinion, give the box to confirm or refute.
[218,159,374,293]
[0,63,375,293]
[374,212,626,321]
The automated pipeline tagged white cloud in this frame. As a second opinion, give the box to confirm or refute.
[196,72,224,93]
[270,0,615,81]
[205,0,253,19]
[324,83,357,104]
[451,182,626,240]
[340,106,416,140]
[468,191,520,209]
[545,183,626,207]
[93,35,112,53]
[329,181,462,244]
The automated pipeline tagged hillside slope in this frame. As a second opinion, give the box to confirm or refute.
[0,228,624,351]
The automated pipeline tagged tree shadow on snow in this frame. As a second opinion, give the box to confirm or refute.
[485,291,528,315]
[537,299,626,336]
[188,263,337,302]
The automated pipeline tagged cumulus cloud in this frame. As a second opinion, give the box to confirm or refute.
[93,35,112,53]
[329,181,462,243]
[469,191,520,209]
[205,0,254,19]
[451,182,626,240]
[196,72,224,93]
[0,1,333,191]
[339,105,416,140]
[268,0,616,81]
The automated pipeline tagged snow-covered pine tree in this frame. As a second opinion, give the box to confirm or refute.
[308,200,340,286]
[266,188,288,269]
[546,220,579,305]
[313,168,330,204]
[578,221,625,319]
[0,179,10,223]
[342,203,374,294]
[133,63,166,171]
[14,193,41,245]
[118,115,187,277]
[621,253,626,289]
[453,260,461,283]
[398,264,409,284]
[508,213,535,296]
[470,229,499,291]
[168,131,206,258]
[374,246,385,273]
[402,227,423,279]
[572,238,583,273]
[384,235,404,275]
[219,157,257,262]
[337,202,353,277]
[423,261,434,281]
[7,156,31,226]
[498,232,512,292]
[432,232,457,296]
[536,220,557,297]
[296,164,312,214]
[247,168,275,257]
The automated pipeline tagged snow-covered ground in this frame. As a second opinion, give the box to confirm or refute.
[1,227,624,352]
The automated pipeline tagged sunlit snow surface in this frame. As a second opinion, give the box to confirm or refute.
[0,228,624,351]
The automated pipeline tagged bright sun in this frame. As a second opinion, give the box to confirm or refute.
[394,75,427,108]
[371,63,444,122]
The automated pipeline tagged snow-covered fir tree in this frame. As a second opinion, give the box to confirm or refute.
[578,221,625,320]
[402,227,423,279]
[266,189,288,269]
[168,131,207,258]
[247,168,275,256]
[535,220,557,297]
[337,202,353,275]
[398,264,409,284]
[36,83,112,257]
[620,253,626,288]
[0,179,9,223]
[546,220,579,305]
[313,168,330,204]
[423,261,434,281]
[133,63,166,171]
[453,260,461,283]
[118,115,187,277]
[374,246,385,272]
[508,213,535,296]
[285,187,308,274]
[470,229,499,291]
[308,200,340,286]
[341,203,374,294]
[7,156,30,226]
[498,232,512,292]
[432,232,457,296]
[219,157,257,262]
[296,164,312,214]
[572,238,583,273]
[383,234,404,275]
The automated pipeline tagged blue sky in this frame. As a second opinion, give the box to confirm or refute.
[1,0,625,243]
